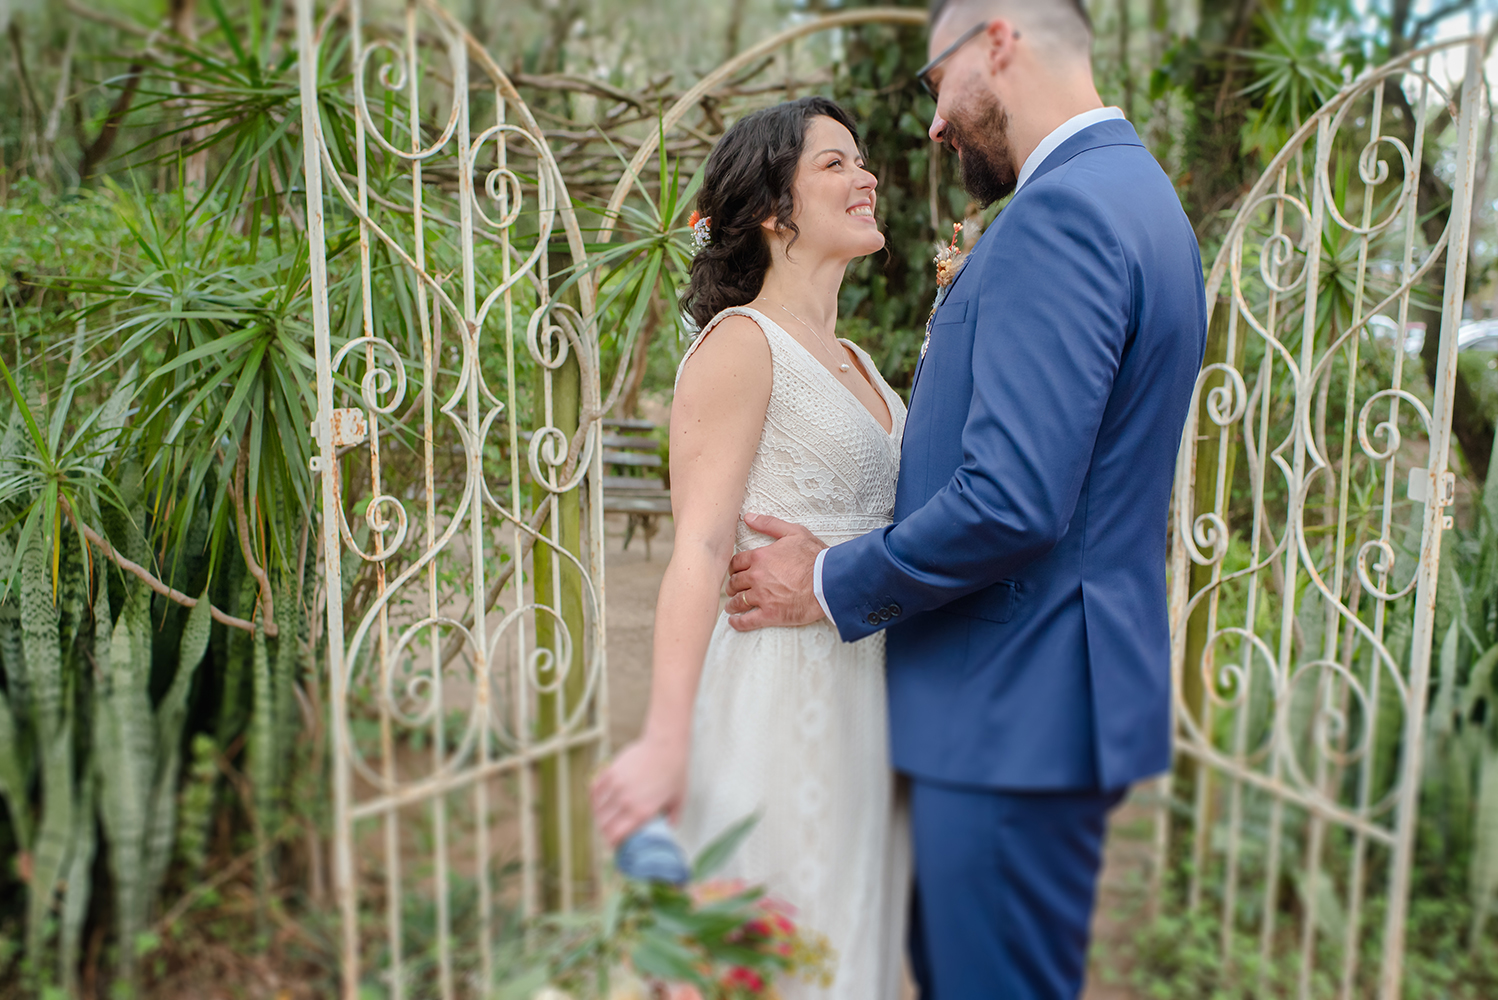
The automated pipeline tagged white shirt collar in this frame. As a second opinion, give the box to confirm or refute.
[1013,106,1126,194]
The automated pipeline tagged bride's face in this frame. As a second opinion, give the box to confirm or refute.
[776,116,884,260]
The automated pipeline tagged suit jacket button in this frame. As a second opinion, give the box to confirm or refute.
[889,603,902,617]
[878,608,892,622]
[866,612,881,625]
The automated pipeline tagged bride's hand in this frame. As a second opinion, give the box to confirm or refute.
[590,734,688,847]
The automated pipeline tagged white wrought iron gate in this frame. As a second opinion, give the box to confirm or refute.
[296,0,609,995]
[1162,37,1484,1000]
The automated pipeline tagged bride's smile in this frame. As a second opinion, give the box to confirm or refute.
[781,115,885,261]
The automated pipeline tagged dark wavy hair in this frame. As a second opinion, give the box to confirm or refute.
[683,96,862,330]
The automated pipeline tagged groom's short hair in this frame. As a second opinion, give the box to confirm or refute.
[929,0,1094,57]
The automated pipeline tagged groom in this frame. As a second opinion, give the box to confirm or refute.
[723,0,1206,996]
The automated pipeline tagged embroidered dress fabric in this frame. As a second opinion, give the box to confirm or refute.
[674,307,911,1000]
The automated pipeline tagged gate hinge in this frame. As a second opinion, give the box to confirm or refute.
[309,408,369,448]
[329,408,368,447]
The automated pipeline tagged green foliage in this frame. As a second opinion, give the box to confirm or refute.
[0,341,303,993]
[1235,5,1345,159]
[832,7,950,395]
[1128,909,1296,999]
[1119,881,1498,1000]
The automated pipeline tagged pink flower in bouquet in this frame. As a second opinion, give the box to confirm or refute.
[689,878,748,905]
[720,965,767,995]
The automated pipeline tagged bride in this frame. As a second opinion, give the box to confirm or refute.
[590,96,909,998]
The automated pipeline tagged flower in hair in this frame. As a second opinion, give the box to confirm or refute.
[689,210,712,253]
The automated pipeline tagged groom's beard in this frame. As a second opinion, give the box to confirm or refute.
[942,90,1017,207]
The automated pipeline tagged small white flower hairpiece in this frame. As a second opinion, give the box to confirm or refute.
[689,210,712,253]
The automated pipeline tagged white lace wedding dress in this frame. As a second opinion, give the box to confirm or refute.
[674,307,910,1000]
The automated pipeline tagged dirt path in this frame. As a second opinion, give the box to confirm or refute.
[600,512,1144,998]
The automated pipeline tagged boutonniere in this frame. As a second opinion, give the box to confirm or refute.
[922,223,968,360]
[934,222,967,288]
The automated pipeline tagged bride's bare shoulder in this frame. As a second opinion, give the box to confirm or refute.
[672,313,773,447]
[677,313,772,394]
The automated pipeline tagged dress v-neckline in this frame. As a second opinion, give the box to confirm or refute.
[743,308,898,439]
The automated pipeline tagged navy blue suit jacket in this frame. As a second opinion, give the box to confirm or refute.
[822,119,1206,791]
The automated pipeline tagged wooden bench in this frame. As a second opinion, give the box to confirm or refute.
[601,418,671,558]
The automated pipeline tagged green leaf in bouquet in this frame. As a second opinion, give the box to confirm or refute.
[631,931,706,983]
[692,813,760,880]
[660,902,754,944]
[691,886,767,915]
[709,942,790,974]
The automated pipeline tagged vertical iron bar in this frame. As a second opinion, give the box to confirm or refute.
[294,1,356,995]
[1261,110,1333,991]
[1223,176,1282,959]
[353,1,404,992]
[1343,69,1426,1000]
[1378,41,1482,1000]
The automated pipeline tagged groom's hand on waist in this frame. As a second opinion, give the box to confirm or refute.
[724,513,827,631]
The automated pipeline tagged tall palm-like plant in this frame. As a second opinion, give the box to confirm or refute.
[1235,4,1344,160]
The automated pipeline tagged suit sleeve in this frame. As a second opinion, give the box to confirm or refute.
[823,184,1133,641]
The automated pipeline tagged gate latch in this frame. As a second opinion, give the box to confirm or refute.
[1438,471,1457,506]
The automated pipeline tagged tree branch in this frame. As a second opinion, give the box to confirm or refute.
[41,25,76,149]
[78,64,143,181]
[60,0,157,38]
[1413,0,1475,45]
[7,21,42,167]
[234,438,277,638]
[59,498,262,635]
[508,72,649,112]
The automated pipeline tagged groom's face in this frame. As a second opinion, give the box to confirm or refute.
[925,15,1020,207]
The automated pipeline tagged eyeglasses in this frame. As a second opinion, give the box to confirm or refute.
[916,21,1004,101]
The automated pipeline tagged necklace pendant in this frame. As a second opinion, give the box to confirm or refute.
[839,363,851,372]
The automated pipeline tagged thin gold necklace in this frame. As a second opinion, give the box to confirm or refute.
[760,298,852,373]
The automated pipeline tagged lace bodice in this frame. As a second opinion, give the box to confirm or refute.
[678,307,907,550]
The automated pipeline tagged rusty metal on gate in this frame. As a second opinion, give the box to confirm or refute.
[1161,38,1484,1000]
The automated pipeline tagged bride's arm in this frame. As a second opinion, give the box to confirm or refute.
[591,315,772,846]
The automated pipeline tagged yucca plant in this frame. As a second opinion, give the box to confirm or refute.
[0,345,221,990]
[1235,3,1344,161]
[0,4,342,990]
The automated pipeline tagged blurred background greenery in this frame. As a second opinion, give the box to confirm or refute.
[1,0,1498,997]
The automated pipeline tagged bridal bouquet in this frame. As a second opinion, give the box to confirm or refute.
[501,818,833,1000]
